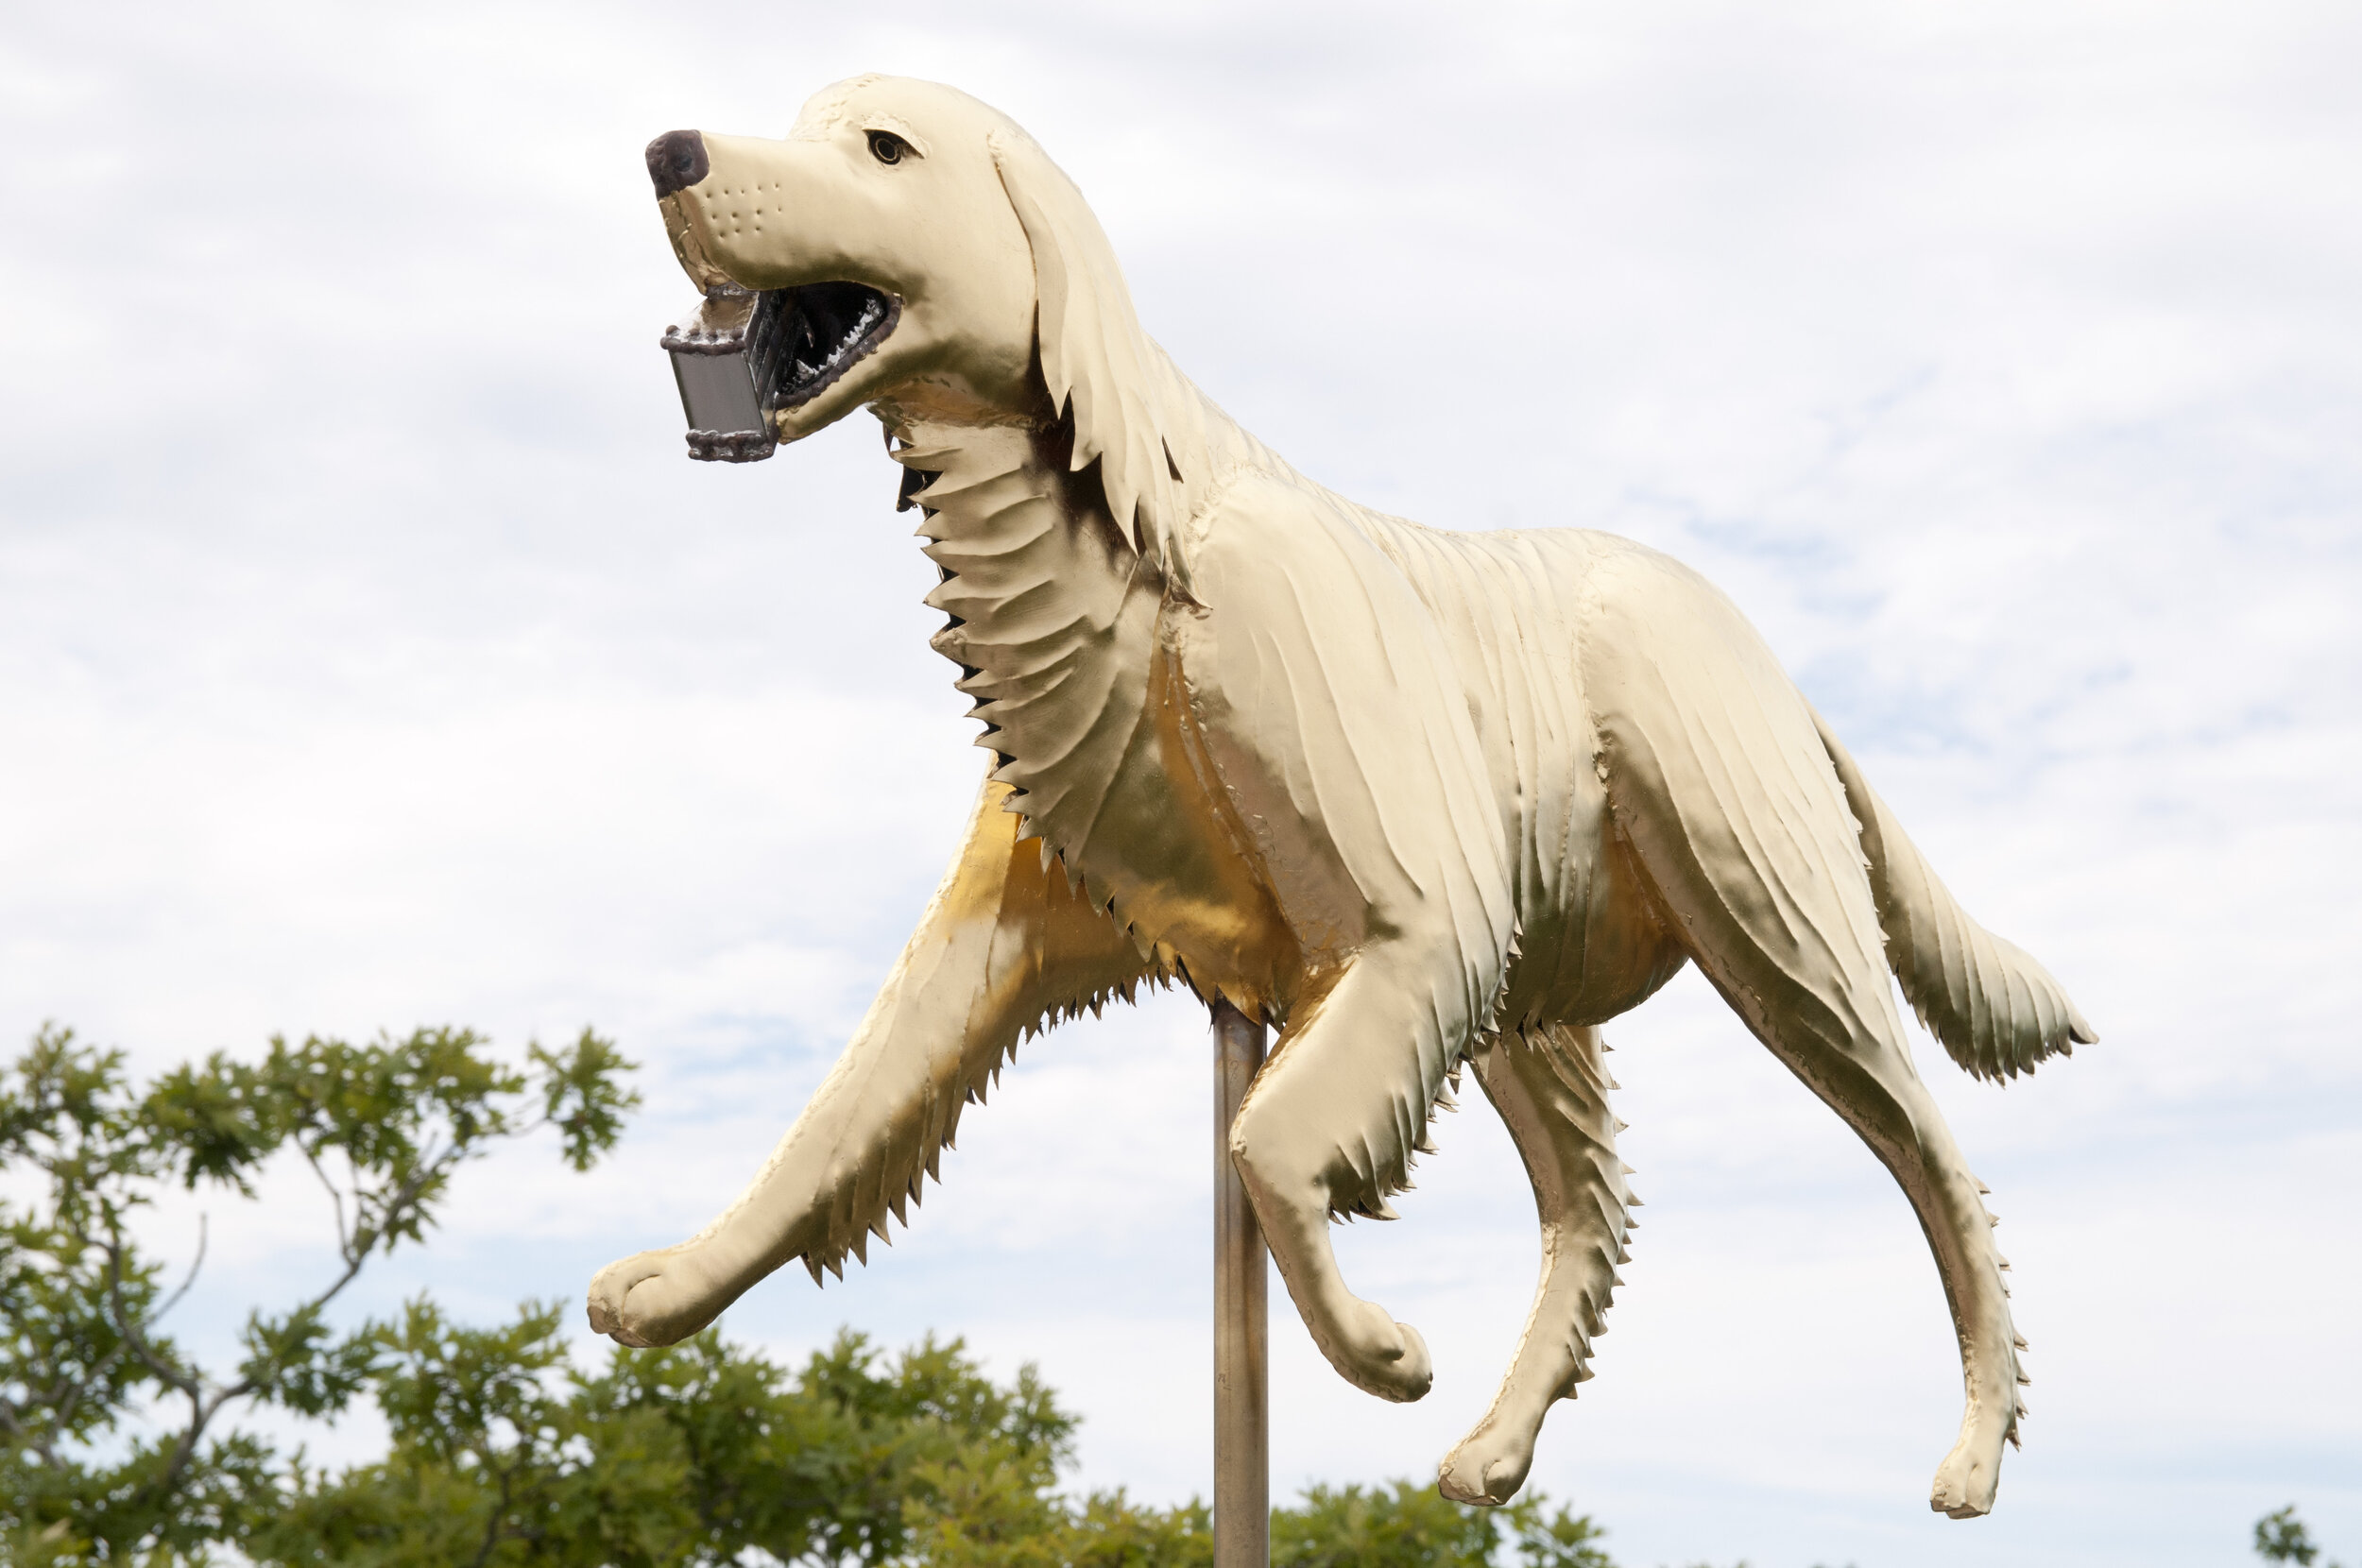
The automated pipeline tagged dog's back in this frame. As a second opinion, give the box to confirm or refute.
[1341,515,1692,1027]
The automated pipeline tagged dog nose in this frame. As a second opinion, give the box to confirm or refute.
[645,130,710,198]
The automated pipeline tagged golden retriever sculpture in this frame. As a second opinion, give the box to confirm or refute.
[588,76,2095,1519]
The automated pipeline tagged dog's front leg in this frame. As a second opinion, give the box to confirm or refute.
[588,777,1145,1347]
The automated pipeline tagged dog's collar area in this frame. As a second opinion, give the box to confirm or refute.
[774,281,899,411]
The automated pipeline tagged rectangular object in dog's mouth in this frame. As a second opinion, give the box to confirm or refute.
[660,281,902,463]
[662,284,784,462]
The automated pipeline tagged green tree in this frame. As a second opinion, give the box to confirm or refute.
[1267,1480,1612,1568]
[252,1315,1081,1568]
[0,1022,637,1563]
[901,1458,1612,1568]
[1,1022,1630,1568]
[2257,1506,2345,1567]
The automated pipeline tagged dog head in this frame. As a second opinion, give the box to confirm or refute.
[647,77,1193,576]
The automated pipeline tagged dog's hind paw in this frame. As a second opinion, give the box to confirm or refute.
[1437,1425,1534,1506]
[1929,1433,2001,1519]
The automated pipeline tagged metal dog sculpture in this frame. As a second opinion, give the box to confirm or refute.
[588,76,2095,1519]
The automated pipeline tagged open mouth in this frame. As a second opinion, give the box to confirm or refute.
[660,281,899,462]
[773,281,899,409]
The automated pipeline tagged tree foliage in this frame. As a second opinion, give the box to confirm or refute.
[13,1018,2141,1566]
[0,1022,637,1562]
[2257,1506,2345,1567]
[248,1315,1087,1568]
[0,1021,1630,1567]
[10,1021,2340,1568]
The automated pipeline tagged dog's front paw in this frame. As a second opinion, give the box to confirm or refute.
[587,1244,728,1348]
[1333,1299,1432,1404]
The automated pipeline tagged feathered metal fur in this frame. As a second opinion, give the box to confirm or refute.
[589,77,2095,1521]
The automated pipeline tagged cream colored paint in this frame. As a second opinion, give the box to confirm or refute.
[588,76,2095,1520]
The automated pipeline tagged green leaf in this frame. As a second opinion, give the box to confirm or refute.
[529,1028,641,1172]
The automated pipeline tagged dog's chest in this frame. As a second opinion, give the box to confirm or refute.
[896,422,1297,1014]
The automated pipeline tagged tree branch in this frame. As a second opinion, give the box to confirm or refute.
[471,1456,519,1568]
[101,1228,217,1505]
[99,1233,200,1406]
[298,1143,351,1262]
[154,1213,209,1323]
[40,1337,132,1465]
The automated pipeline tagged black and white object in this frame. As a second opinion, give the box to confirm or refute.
[661,284,785,463]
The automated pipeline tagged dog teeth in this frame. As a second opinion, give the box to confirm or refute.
[781,295,887,391]
[831,304,881,359]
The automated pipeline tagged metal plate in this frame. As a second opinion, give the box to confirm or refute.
[661,287,780,462]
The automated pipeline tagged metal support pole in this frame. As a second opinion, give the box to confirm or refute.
[1211,999,1270,1568]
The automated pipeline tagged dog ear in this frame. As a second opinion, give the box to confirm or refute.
[990,128,1195,587]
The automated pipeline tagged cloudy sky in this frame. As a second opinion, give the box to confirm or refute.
[4,3,2357,1564]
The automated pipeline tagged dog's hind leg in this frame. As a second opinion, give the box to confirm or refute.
[1582,544,2025,1518]
[1438,1022,1634,1506]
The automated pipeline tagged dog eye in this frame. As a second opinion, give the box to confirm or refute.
[866,130,910,165]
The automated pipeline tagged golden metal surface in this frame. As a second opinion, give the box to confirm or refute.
[590,77,2097,1522]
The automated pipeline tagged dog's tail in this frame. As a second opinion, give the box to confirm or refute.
[1813,710,2097,1082]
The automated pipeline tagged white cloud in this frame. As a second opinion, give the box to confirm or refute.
[3,3,2357,1564]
